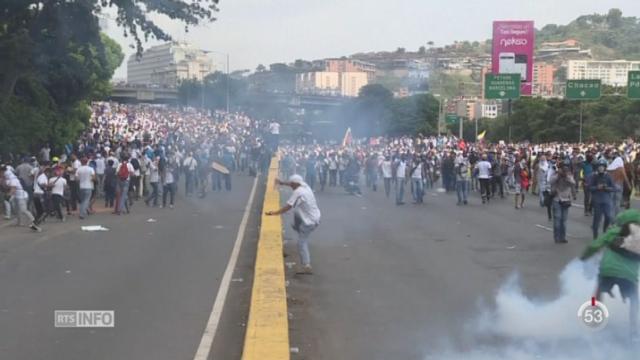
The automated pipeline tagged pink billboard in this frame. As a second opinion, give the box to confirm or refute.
[492,21,534,96]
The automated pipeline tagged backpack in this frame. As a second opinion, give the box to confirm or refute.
[117,163,130,181]
[130,158,140,171]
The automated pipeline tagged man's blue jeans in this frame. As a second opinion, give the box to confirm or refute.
[79,189,92,218]
[297,223,317,266]
[412,178,423,203]
[456,180,469,204]
[395,180,405,204]
[117,180,129,213]
[592,200,613,239]
[553,200,570,242]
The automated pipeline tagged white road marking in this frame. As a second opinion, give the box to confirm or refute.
[193,176,259,360]
[573,203,584,209]
[536,224,553,232]
[536,224,578,238]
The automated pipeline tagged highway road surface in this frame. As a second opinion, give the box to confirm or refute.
[285,184,602,360]
[0,174,263,360]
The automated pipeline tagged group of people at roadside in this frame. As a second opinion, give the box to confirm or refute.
[1,103,277,232]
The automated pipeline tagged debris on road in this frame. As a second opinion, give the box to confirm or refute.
[231,278,244,282]
[146,218,157,223]
[81,225,109,232]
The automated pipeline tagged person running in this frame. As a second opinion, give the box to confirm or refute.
[581,209,640,342]
[1,166,41,231]
[589,158,615,239]
[266,174,321,275]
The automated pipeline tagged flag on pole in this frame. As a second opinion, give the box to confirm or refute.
[477,130,486,141]
[342,127,353,147]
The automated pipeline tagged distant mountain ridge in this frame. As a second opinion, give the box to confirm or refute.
[350,8,639,62]
[536,8,640,60]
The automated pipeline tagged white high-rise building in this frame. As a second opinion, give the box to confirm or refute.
[567,60,640,87]
[127,42,215,87]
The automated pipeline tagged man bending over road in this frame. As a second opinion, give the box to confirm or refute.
[266,174,321,275]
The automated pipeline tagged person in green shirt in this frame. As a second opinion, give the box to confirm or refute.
[581,209,640,340]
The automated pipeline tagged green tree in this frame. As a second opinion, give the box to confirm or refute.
[389,94,439,135]
[347,84,393,137]
[0,0,218,155]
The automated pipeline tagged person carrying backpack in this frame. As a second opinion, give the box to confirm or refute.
[114,156,134,215]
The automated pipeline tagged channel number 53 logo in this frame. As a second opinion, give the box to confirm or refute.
[577,297,609,330]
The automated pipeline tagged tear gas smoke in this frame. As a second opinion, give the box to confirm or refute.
[426,258,639,360]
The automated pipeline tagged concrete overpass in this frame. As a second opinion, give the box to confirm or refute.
[107,85,350,110]
[248,92,350,110]
[109,85,178,104]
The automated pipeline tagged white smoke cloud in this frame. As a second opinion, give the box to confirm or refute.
[426,258,639,360]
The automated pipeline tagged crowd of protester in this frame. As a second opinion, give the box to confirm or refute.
[279,135,639,244]
[1,103,278,232]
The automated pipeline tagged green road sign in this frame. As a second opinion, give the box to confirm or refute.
[628,71,640,99]
[566,79,601,100]
[484,74,520,100]
[445,114,459,125]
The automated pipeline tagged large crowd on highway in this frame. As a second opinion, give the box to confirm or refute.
[4,104,640,333]
[0,103,279,232]
[279,135,639,244]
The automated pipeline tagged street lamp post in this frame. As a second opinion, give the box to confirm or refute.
[203,50,230,113]
[434,94,443,136]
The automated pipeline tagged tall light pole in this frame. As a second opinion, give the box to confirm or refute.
[434,93,443,136]
[203,50,230,113]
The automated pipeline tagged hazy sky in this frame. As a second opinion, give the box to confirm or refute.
[105,0,640,79]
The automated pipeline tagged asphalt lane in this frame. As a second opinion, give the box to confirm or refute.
[285,183,607,360]
[0,174,259,360]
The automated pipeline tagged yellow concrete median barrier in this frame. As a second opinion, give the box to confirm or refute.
[242,156,289,360]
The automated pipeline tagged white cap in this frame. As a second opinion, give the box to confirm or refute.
[289,174,304,185]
